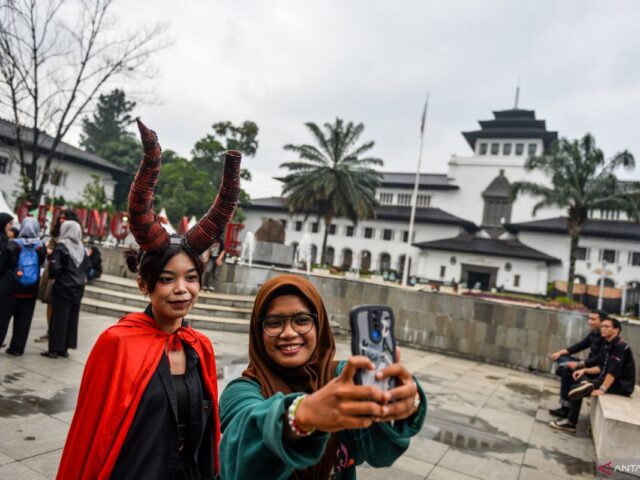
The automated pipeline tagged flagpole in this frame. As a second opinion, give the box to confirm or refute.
[402,93,429,286]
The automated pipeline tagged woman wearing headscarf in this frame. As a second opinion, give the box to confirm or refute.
[0,217,45,355]
[56,120,241,479]
[42,220,89,358]
[219,275,427,479]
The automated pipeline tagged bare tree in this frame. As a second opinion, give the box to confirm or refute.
[0,0,169,206]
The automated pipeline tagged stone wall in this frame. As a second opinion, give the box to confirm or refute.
[100,248,640,375]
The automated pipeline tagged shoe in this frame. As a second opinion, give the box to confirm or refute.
[5,349,22,357]
[549,419,576,433]
[548,407,569,418]
[40,351,58,359]
[59,351,69,358]
[34,335,48,343]
[568,382,595,400]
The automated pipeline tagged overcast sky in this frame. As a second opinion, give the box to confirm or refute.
[77,0,640,198]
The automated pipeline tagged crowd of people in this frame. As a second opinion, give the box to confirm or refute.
[0,208,102,359]
[2,120,636,479]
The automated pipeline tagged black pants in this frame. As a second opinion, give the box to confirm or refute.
[49,296,80,353]
[555,355,581,403]
[0,295,37,355]
[567,378,629,424]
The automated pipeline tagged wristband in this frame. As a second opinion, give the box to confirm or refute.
[288,395,315,437]
[600,385,608,392]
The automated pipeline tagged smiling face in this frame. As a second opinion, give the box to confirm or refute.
[141,252,200,329]
[262,294,317,369]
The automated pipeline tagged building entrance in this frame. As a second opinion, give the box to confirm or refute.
[461,264,498,291]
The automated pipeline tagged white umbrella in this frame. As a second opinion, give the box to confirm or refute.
[0,191,16,218]
[158,208,176,235]
[188,215,197,229]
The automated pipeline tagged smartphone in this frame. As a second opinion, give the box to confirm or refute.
[349,304,397,391]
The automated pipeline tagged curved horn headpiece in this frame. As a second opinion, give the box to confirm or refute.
[184,150,242,255]
[128,119,242,256]
[128,119,171,252]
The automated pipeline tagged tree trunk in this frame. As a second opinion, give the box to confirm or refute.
[321,216,332,266]
[566,231,580,301]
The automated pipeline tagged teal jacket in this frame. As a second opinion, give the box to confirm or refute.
[219,361,427,479]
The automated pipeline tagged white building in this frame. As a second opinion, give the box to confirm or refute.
[242,107,640,301]
[0,118,125,207]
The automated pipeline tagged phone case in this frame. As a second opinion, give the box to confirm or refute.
[349,304,397,391]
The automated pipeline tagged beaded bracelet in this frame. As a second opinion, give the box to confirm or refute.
[288,394,315,437]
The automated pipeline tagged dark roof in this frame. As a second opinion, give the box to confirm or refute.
[0,118,127,174]
[462,108,558,152]
[505,217,640,241]
[414,234,561,264]
[482,170,511,198]
[379,172,458,190]
[246,197,477,232]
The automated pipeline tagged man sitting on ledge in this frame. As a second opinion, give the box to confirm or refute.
[548,309,606,418]
[550,317,636,433]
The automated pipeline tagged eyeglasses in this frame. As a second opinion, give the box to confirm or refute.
[260,313,317,337]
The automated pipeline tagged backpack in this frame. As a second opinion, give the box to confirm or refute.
[14,238,41,286]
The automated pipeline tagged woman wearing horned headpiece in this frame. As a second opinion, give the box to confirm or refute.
[56,120,241,480]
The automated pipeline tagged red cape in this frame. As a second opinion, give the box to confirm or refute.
[56,313,220,479]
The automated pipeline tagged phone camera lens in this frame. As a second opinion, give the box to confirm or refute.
[371,329,381,342]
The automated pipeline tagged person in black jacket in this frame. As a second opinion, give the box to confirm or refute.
[86,242,102,280]
[42,220,89,359]
[548,309,606,417]
[0,218,46,355]
[550,317,636,433]
[0,212,14,259]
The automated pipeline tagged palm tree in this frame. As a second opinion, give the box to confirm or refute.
[512,134,636,300]
[281,118,383,266]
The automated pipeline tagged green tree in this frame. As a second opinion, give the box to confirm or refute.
[512,134,636,300]
[155,121,258,222]
[79,89,141,208]
[281,118,383,264]
[191,121,257,221]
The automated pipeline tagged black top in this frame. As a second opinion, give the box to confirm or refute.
[111,306,215,480]
[0,240,46,296]
[48,243,89,302]
[88,246,103,277]
[595,336,636,396]
[567,329,603,358]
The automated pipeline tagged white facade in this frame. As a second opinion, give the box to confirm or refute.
[243,209,464,275]
[242,107,640,295]
[517,231,640,288]
[0,136,118,208]
[417,249,550,295]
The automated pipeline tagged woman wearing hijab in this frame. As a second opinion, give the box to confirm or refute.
[0,217,45,355]
[219,275,427,479]
[56,120,241,479]
[42,220,89,358]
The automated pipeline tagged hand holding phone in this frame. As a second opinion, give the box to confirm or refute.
[350,305,397,392]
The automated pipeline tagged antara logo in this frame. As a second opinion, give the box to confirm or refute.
[597,461,640,477]
[597,462,613,477]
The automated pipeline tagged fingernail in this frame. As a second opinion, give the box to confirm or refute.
[382,406,389,415]
[375,372,383,380]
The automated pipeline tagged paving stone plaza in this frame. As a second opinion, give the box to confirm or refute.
[0,303,600,480]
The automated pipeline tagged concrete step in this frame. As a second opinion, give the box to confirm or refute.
[83,285,252,320]
[90,274,255,309]
[80,297,250,333]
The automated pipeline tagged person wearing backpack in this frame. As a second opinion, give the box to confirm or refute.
[42,220,89,359]
[0,217,45,356]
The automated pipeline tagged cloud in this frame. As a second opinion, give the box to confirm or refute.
[75,0,640,195]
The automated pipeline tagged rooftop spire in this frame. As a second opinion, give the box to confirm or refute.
[514,75,521,108]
